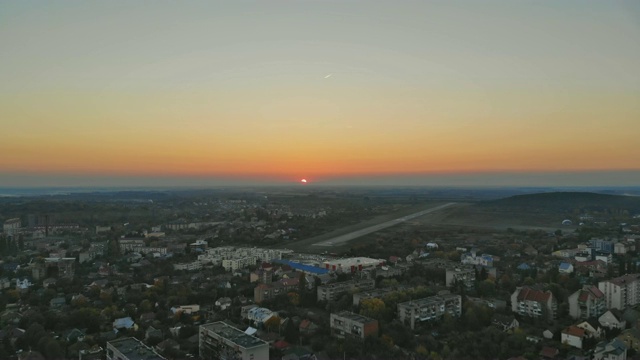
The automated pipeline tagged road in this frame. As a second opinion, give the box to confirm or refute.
[312,202,457,247]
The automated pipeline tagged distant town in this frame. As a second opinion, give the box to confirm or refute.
[1,189,640,360]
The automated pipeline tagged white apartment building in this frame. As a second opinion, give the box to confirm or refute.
[568,285,606,319]
[511,287,557,319]
[173,261,204,271]
[199,246,287,271]
[106,337,165,360]
[599,274,640,310]
[199,322,268,360]
[222,257,257,272]
[397,294,462,330]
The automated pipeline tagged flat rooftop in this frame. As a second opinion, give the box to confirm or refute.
[201,322,268,349]
[334,311,376,324]
[398,294,461,309]
[108,337,165,360]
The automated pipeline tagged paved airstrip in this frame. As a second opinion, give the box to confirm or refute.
[312,202,457,247]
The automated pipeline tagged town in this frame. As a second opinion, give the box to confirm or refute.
[1,189,640,360]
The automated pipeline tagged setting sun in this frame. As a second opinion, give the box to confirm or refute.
[301,179,307,184]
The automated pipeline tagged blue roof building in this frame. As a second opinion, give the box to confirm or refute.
[272,260,329,275]
[559,262,574,274]
[517,263,531,271]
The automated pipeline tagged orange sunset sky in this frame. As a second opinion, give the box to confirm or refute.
[1,1,639,186]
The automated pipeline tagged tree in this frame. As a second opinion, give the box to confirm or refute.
[360,298,385,319]
[283,319,299,344]
[264,316,281,332]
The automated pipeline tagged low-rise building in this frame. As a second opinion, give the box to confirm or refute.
[397,294,462,330]
[199,322,269,360]
[559,262,574,274]
[599,309,626,330]
[461,248,494,267]
[106,337,165,360]
[330,311,379,340]
[561,326,585,349]
[594,338,627,360]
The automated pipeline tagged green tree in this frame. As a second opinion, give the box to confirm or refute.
[359,298,386,319]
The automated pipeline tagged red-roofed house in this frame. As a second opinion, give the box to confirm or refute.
[562,326,586,349]
[568,285,606,319]
[511,286,557,319]
[539,347,559,359]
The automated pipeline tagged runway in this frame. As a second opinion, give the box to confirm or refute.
[312,202,457,247]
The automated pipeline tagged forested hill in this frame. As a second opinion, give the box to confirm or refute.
[479,192,640,214]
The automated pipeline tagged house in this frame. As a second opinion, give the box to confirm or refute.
[112,317,136,330]
[516,263,531,271]
[543,329,554,339]
[64,328,85,343]
[562,326,585,349]
[145,326,163,340]
[593,338,627,360]
[600,309,626,330]
[215,297,232,310]
[492,314,519,333]
[155,338,180,352]
[576,319,602,339]
[15,278,32,290]
[247,307,275,326]
[618,328,640,352]
[49,297,66,308]
[139,312,156,325]
[299,319,319,335]
[559,262,574,274]
[42,278,57,288]
[539,346,559,359]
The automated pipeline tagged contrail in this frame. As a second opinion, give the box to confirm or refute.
[324,74,332,79]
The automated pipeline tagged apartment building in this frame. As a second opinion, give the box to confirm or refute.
[254,278,299,303]
[118,239,145,253]
[317,279,375,302]
[3,218,21,236]
[222,257,257,272]
[397,294,462,330]
[511,286,557,319]
[199,322,268,360]
[568,285,606,319]
[106,337,165,360]
[330,311,379,340]
[445,268,476,289]
[599,274,640,310]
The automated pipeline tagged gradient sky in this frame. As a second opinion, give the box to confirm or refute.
[1,1,639,187]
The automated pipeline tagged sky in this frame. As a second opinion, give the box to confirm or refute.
[1,1,639,187]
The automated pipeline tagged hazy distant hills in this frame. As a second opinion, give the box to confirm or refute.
[481,192,640,214]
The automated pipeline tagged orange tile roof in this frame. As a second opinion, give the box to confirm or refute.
[563,326,585,338]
